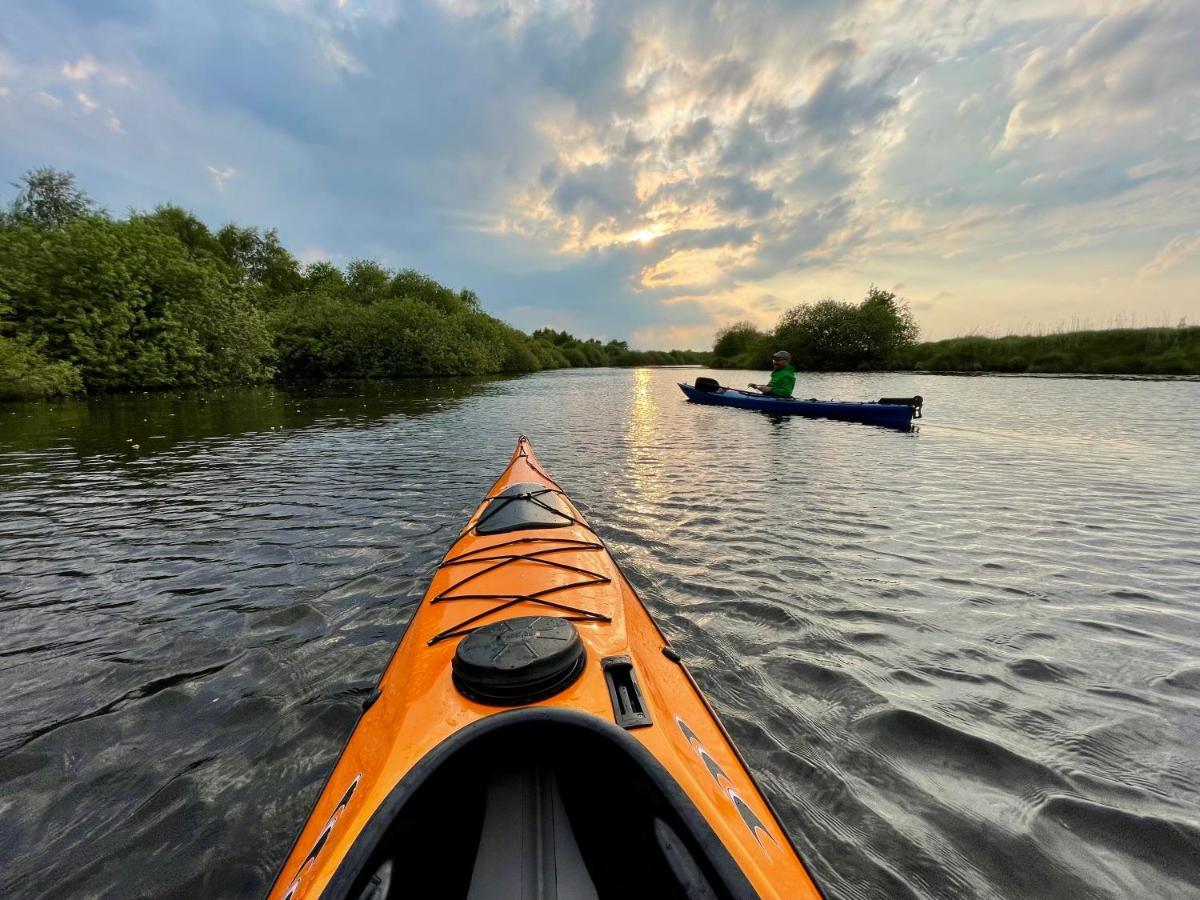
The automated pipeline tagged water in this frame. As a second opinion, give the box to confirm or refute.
[1,369,1198,899]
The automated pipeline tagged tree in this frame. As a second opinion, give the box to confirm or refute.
[0,216,273,391]
[344,258,392,301]
[770,287,920,370]
[216,223,303,296]
[135,205,224,258]
[857,285,919,366]
[7,167,97,227]
[712,321,771,368]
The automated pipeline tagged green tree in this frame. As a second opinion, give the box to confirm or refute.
[216,223,303,297]
[0,217,273,391]
[712,321,771,368]
[857,285,920,367]
[134,205,224,258]
[771,287,919,371]
[6,167,97,227]
[0,295,83,400]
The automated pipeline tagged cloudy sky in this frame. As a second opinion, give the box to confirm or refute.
[2,1,1198,347]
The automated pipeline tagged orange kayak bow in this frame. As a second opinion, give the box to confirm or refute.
[270,437,823,900]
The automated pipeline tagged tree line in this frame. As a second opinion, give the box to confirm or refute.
[0,168,709,401]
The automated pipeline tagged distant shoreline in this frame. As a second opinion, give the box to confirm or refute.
[894,327,1199,377]
[711,326,1200,378]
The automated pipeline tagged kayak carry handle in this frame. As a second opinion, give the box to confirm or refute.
[877,395,923,418]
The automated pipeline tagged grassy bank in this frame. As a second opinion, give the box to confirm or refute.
[901,327,1200,376]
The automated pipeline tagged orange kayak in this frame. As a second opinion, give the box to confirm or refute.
[270,437,823,899]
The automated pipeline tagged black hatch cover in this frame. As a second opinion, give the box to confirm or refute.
[475,482,574,535]
[452,616,586,706]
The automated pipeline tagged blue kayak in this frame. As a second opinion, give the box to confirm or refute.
[678,381,922,428]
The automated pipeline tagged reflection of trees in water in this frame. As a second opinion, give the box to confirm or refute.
[0,376,514,459]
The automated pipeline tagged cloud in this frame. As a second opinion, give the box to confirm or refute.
[548,160,639,225]
[1138,231,1200,280]
[1,0,1196,346]
[62,56,99,80]
[206,165,237,191]
[998,4,1200,150]
[320,37,363,74]
[667,117,714,157]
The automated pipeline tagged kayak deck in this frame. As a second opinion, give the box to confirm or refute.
[678,382,918,428]
[269,438,822,900]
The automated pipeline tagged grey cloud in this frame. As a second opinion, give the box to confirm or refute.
[659,223,757,253]
[1069,9,1154,71]
[752,196,856,272]
[714,177,779,217]
[698,56,756,98]
[615,129,656,160]
[801,60,902,141]
[786,155,856,197]
[523,9,642,123]
[647,174,778,219]
[718,118,777,170]
[549,161,638,222]
[667,117,715,157]
[809,38,858,67]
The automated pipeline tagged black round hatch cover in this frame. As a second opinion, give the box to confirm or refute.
[452,616,586,706]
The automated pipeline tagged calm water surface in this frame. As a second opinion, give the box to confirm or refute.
[1,369,1198,899]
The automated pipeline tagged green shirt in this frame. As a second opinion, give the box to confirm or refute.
[766,364,795,398]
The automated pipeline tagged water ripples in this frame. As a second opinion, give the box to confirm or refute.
[1,371,1199,898]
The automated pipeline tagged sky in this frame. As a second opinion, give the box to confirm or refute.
[2,0,1198,348]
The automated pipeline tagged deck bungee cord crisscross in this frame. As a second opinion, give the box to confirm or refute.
[269,437,823,900]
[429,536,612,645]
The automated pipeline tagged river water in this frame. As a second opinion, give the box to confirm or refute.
[1,369,1198,899]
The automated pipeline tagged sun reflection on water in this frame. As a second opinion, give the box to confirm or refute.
[627,368,665,508]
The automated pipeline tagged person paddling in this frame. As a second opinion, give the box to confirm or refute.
[749,350,795,398]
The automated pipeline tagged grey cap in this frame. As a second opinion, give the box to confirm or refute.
[772,350,791,360]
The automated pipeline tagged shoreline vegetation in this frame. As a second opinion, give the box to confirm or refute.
[714,299,1199,377]
[711,288,1198,378]
[3,169,1196,402]
[0,168,708,402]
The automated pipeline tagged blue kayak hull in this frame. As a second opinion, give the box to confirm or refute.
[678,383,915,428]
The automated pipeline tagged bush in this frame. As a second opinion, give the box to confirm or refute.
[712,321,772,368]
[0,335,82,400]
[0,217,273,391]
[773,286,919,371]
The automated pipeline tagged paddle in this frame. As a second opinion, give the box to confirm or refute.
[694,376,767,396]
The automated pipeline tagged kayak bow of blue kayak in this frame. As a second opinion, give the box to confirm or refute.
[678,382,921,429]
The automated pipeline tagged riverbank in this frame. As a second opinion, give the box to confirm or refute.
[901,326,1200,376]
[0,169,709,404]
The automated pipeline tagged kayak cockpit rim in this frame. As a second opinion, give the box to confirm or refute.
[315,708,762,900]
